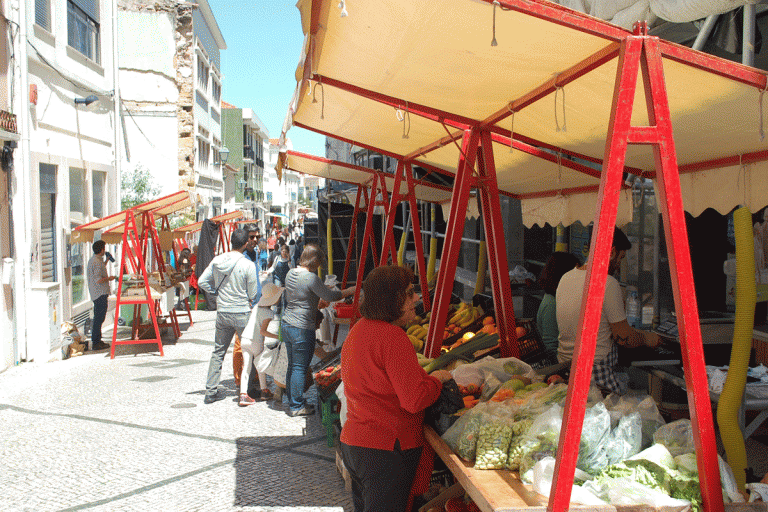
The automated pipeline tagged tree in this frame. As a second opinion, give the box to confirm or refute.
[121,164,162,210]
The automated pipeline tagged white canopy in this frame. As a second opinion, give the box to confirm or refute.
[281,0,768,227]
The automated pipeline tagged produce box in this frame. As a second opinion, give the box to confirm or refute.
[418,482,464,512]
[313,364,342,400]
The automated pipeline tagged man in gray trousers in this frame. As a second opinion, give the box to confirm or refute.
[198,228,260,404]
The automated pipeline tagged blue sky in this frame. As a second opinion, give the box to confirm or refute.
[208,0,325,156]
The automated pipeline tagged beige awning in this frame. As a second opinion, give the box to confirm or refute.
[283,150,454,205]
[72,191,193,244]
[172,210,245,236]
[281,0,768,227]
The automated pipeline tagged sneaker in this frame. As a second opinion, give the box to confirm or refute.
[258,389,274,401]
[239,394,257,407]
[288,405,316,417]
[91,342,110,351]
[203,394,223,404]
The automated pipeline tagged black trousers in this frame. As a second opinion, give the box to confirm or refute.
[91,295,108,344]
[340,440,422,512]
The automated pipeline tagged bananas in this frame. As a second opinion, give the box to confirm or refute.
[408,334,424,352]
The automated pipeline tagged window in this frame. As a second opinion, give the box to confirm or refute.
[197,58,209,92]
[40,164,57,283]
[92,171,106,218]
[197,139,210,172]
[69,168,86,224]
[35,0,51,32]
[211,80,221,103]
[68,0,100,64]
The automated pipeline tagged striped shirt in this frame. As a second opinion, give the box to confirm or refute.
[87,254,110,300]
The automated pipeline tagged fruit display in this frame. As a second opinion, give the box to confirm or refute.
[313,364,341,388]
[442,302,484,340]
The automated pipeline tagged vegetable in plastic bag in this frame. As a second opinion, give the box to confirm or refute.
[480,372,503,401]
[516,404,564,481]
[604,412,642,467]
[653,419,694,456]
[475,417,514,470]
[577,403,612,474]
[602,393,665,449]
[442,403,488,461]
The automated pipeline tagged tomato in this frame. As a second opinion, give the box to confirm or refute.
[515,326,528,338]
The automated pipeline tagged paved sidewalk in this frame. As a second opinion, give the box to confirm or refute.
[0,310,352,512]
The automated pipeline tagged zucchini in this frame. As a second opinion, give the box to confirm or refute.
[424,333,499,373]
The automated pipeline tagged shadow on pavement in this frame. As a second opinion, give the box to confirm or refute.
[234,434,352,510]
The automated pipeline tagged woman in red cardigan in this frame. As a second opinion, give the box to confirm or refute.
[340,266,452,512]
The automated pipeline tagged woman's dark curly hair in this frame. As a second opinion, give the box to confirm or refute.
[359,266,415,323]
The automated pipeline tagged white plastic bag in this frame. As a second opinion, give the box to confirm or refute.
[451,356,536,387]
[653,419,694,456]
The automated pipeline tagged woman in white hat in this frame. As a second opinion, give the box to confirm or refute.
[239,282,283,406]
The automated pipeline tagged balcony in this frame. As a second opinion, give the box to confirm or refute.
[0,110,17,133]
[243,146,255,162]
[255,157,264,168]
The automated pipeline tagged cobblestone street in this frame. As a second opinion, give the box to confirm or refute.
[0,310,352,512]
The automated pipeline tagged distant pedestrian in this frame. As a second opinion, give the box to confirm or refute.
[199,228,260,404]
[87,240,118,351]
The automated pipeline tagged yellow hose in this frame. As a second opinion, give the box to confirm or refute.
[326,218,333,277]
[398,228,407,266]
[717,206,755,491]
[474,241,487,296]
[427,237,437,286]
[555,223,568,252]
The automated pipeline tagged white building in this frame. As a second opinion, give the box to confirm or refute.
[6,0,121,369]
[221,103,268,224]
[264,137,301,224]
[118,0,226,220]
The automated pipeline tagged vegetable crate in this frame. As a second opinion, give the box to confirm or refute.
[514,318,555,369]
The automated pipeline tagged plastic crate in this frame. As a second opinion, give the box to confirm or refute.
[514,318,554,368]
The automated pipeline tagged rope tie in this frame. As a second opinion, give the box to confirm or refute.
[760,78,768,141]
[403,102,410,139]
[557,151,563,197]
[491,0,500,46]
[554,84,567,132]
[313,78,325,120]
[339,0,348,17]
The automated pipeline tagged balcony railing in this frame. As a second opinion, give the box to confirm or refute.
[243,146,255,161]
[0,110,17,133]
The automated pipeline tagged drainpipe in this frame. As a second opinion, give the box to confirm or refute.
[112,0,121,205]
[13,0,31,363]
[743,4,756,67]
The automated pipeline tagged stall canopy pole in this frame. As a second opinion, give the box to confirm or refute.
[641,33,723,512]
[352,176,386,318]
[341,185,364,290]
[404,162,431,312]
[477,131,518,357]
[548,25,723,512]
[380,161,406,266]
[424,129,479,359]
[110,209,164,359]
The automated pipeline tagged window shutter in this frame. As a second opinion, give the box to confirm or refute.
[35,0,50,30]
[71,0,99,22]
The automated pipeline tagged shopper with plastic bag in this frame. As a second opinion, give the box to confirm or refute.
[340,266,452,512]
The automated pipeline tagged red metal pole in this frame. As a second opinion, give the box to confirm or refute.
[341,186,364,289]
[477,131,518,358]
[380,161,406,266]
[424,129,480,359]
[404,163,432,312]
[352,178,380,315]
[642,36,723,512]
[549,35,643,512]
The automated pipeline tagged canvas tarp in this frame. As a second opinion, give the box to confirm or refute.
[281,0,768,227]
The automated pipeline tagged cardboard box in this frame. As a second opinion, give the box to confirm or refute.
[418,482,464,512]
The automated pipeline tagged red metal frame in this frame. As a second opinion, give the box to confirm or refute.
[476,131,518,357]
[351,174,388,317]
[379,161,432,311]
[110,210,164,359]
[424,129,480,359]
[548,27,722,512]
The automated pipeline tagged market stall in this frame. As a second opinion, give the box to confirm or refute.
[278,1,768,510]
[73,191,194,358]
[281,150,453,314]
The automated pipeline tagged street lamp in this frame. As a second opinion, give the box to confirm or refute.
[74,95,99,106]
[220,146,230,165]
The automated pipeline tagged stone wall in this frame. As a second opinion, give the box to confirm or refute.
[175,3,195,192]
[117,0,196,193]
